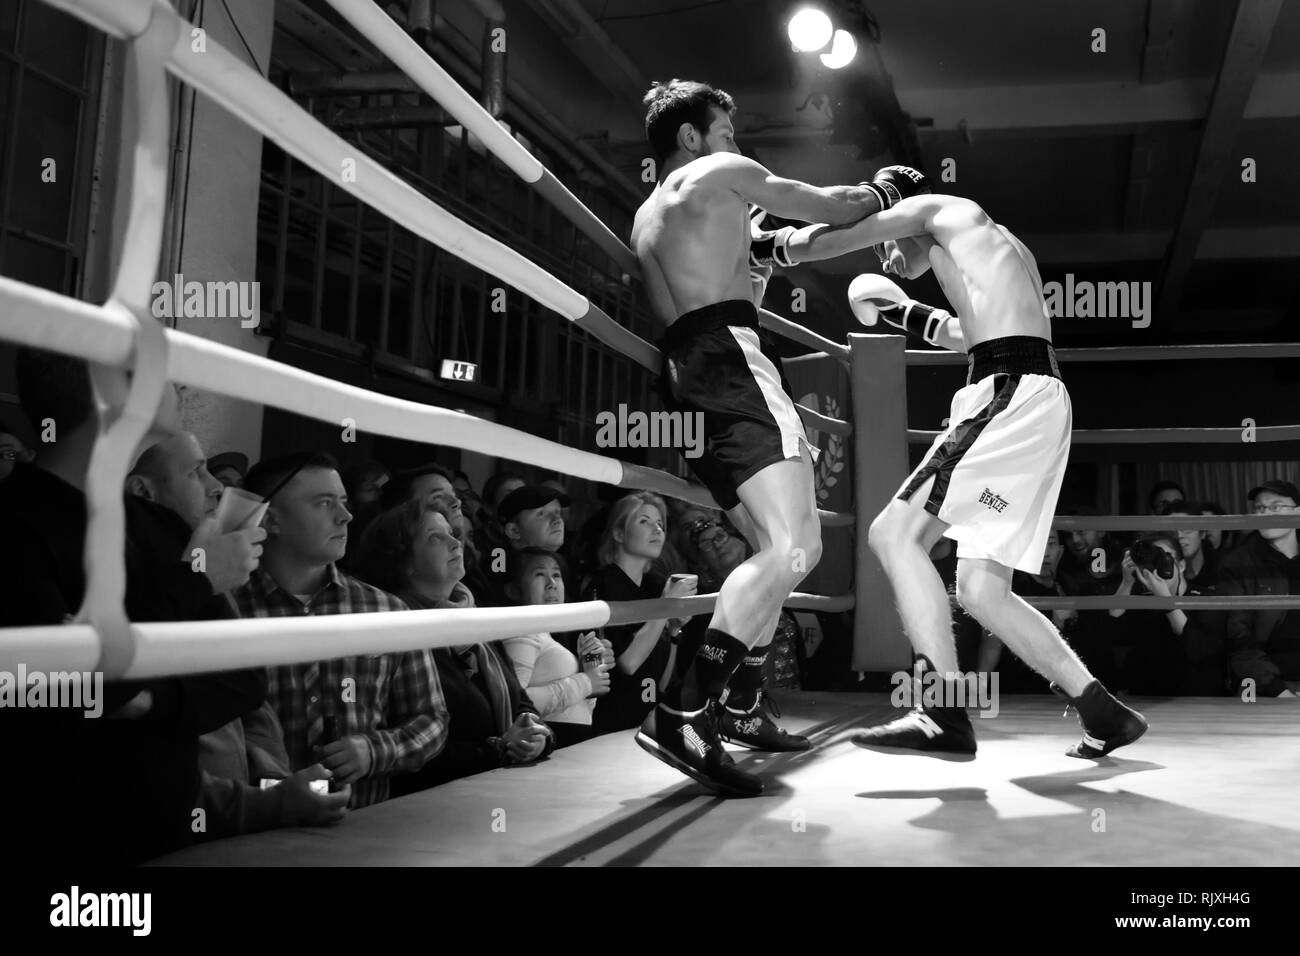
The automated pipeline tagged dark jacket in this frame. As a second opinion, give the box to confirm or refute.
[1216,532,1300,697]
[0,464,265,865]
[391,642,545,793]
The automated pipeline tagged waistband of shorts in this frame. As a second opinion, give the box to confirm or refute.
[660,299,759,353]
[967,336,1060,384]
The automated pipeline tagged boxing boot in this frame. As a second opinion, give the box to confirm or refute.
[1050,680,1147,758]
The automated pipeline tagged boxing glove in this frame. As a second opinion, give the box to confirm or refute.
[847,273,949,345]
[748,204,798,268]
[859,165,930,210]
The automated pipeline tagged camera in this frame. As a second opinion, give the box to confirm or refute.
[1129,540,1175,579]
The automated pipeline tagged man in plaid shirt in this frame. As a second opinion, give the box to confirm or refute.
[231,452,449,808]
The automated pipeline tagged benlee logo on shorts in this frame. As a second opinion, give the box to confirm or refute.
[978,488,1010,513]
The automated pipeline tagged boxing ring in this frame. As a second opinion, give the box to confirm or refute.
[3,0,1299,867]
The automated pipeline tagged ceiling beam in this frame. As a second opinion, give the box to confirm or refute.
[1158,0,1284,317]
[531,0,649,108]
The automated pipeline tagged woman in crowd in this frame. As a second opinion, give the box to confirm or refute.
[584,492,694,736]
[503,547,613,747]
[355,499,553,793]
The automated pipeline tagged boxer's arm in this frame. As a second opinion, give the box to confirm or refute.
[784,195,950,262]
[713,154,880,225]
[926,313,969,353]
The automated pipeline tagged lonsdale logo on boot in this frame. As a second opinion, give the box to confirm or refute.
[679,724,710,758]
[697,645,727,663]
[890,669,1000,719]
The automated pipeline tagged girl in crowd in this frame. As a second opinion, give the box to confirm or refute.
[355,499,553,792]
[584,492,695,736]
[504,547,613,747]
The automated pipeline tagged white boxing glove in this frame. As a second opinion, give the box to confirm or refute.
[847,273,949,346]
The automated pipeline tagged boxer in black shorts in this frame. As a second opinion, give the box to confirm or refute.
[628,79,927,795]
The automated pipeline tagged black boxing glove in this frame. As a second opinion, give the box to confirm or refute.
[859,165,930,210]
[748,204,798,268]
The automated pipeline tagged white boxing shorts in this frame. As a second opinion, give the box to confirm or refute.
[897,336,1071,573]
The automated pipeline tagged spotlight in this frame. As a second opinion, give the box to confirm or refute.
[788,7,833,52]
[819,28,857,69]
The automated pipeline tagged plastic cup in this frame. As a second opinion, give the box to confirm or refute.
[214,485,268,532]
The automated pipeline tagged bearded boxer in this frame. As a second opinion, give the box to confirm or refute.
[772,191,1147,759]
[629,79,927,796]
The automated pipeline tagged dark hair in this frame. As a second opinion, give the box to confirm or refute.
[1160,498,1201,516]
[244,452,339,501]
[506,546,568,585]
[643,79,735,164]
[1137,530,1182,556]
[341,459,389,497]
[482,469,525,512]
[380,462,455,511]
[1201,501,1227,515]
[354,498,428,594]
[1147,480,1186,511]
[14,347,94,436]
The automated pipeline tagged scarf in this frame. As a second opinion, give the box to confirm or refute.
[408,582,514,737]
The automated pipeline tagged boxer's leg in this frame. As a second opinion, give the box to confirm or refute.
[850,472,977,756]
[956,557,1147,757]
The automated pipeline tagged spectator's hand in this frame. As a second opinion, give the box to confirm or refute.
[502,714,548,763]
[1137,567,1172,598]
[598,637,615,669]
[1118,551,1137,589]
[662,576,698,600]
[320,734,372,783]
[186,516,266,594]
[584,656,612,697]
[577,631,616,670]
[107,689,154,719]
[275,764,350,826]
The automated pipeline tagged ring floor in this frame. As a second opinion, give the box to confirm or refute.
[154,693,1300,866]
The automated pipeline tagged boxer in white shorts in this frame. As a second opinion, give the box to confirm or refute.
[767,189,1148,758]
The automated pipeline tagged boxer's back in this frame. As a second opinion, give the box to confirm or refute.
[633,157,756,326]
[929,202,1052,345]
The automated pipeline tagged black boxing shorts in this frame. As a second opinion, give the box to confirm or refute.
[657,299,813,511]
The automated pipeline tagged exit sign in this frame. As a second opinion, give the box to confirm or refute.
[440,360,478,382]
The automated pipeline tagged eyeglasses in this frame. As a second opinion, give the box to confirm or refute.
[687,518,723,552]
[1252,502,1298,514]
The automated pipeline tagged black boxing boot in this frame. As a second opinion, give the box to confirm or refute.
[850,655,977,757]
[635,629,763,797]
[718,647,810,752]
[1050,680,1147,758]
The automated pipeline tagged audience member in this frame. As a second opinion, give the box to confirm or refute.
[129,433,349,833]
[1162,499,1220,590]
[1055,515,1124,689]
[502,547,611,746]
[0,426,34,482]
[355,499,553,791]
[1148,479,1187,515]
[1219,481,1300,698]
[1200,501,1238,556]
[583,493,684,735]
[477,483,570,605]
[1110,531,1227,695]
[380,461,489,599]
[0,349,266,865]
[207,450,249,489]
[233,452,450,808]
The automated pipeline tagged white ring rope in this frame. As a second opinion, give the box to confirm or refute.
[2,592,852,680]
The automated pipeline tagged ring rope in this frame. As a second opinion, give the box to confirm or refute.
[1051,514,1300,531]
[905,342,1300,365]
[1,591,852,679]
[910,426,1300,444]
